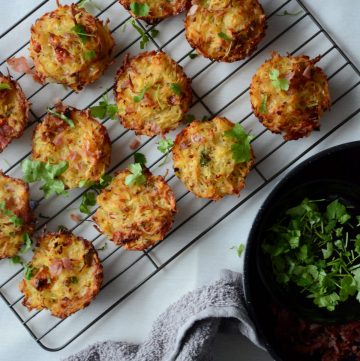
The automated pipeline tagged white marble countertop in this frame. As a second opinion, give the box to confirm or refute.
[0,1,359,361]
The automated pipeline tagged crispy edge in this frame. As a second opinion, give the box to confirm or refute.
[0,73,30,152]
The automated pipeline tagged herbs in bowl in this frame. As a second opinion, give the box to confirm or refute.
[263,197,360,313]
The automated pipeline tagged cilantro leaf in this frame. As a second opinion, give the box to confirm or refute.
[78,0,101,11]
[20,233,32,254]
[130,20,149,49]
[0,83,11,90]
[0,201,24,227]
[150,29,159,38]
[21,159,68,198]
[269,69,289,91]
[224,124,253,163]
[170,83,182,96]
[47,108,75,128]
[84,50,97,60]
[10,256,23,265]
[80,191,97,214]
[232,243,245,257]
[200,150,211,167]
[130,2,150,17]
[125,163,147,186]
[90,94,118,120]
[189,53,198,59]
[24,263,35,280]
[134,152,147,166]
[184,114,195,124]
[133,87,147,102]
[157,138,174,166]
[218,32,232,41]
[71,24,92,43]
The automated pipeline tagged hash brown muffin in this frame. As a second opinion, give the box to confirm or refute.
[172,117,254,200]
[185,0,266,62]
[29,3,115,91]
[19,231,103,318]
[250,52,331,140]
[32,103,111,189]
[119,0,190,23]
[114,51,192,136]
[93,168,176,250]
[0,172,34,259]
[0,73,30,152]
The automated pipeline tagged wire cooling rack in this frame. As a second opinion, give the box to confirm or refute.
[0,0,359,352]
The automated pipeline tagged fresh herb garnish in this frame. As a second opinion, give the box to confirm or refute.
[260,94,268,114]
[24,263,35,280]
[157,139,174,166]
[20,233,32,254]
[202,115,210,121]
[200,150,211,167]
[0,83,11,90]
[133,87,147,102]
[90,93,118,120]
[57,225,68,232]
[47,108,75,128]
[150,29,159,38]
[10,255,22,265]
[263,198,360,311]
[80,191,96,215]
[224,124,253,163]
[21,159,69,198]
[130,2,150,17]
[130,20,149,49]
[84,50,97,60]
[269,69,289,91]
[79,174,113,214]
[0,201,23,227]
[71,24,92,43]
[134,152,147,166]
[218,32,232,41]
[170,83,182,96]
[189,53,198,59]
[184,114,196,124]
[277,9,303,16]
[69,276,78,284]
[232,243,245,257]
[125,163,146,186]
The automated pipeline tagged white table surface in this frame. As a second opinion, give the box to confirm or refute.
[0,1,359,361]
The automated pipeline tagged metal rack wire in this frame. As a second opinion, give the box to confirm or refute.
[0,0,359,352]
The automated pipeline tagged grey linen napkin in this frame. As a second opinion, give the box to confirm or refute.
[64,269,263,361]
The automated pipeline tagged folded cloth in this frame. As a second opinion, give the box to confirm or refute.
[64,269,263,361]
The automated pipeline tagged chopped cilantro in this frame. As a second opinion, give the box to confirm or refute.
[232,243,245,257]
[80,191,96,215]
[218,32,232,41]
[125,163,147,186]
[134,152,147,166]
[20,233,32,254]
[150,29,159,38]
[0,83,11,90]
[84,50,97,60]
[189,53,198,59]
[184,114,196,124]
[71,24,94,43]
[133,87,147,102]
[157,138,174,166]
[269,69,289,91]
[130,2,150,17]
[21,159,69,198]
[224,124,254,163]
[170,83,182,96]
[47,108,75,128]
[0,201,24,227]
[90,93,118,120]
[10,255,22,265]
[24,263,35,280]
[263,198,360,312]
[130,20,149,49]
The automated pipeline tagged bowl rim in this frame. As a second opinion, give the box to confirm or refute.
[243,140,360,360]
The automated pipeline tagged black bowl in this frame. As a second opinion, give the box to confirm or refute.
[243,141,360,361]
